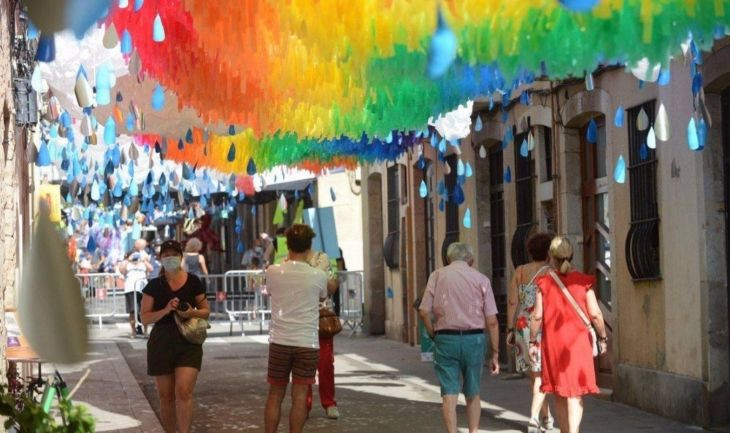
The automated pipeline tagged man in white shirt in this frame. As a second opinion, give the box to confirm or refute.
[264,224,327,433]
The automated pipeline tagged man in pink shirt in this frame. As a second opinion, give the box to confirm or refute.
[418,242,500,433]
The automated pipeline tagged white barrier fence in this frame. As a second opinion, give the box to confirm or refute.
[78,269,364,337]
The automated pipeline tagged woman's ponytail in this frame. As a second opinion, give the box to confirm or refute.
[559,259,571,274]
[549,237,574,275]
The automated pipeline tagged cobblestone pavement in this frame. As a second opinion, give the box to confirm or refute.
[109,323,702,433]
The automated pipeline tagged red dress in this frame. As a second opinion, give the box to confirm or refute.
[536,271,599,397]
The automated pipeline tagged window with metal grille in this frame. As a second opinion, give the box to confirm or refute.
[421,163,436,276]
[511,131,536,267]
[384,165,400,268]
[543,127,554,181]
[625,101,661,280]
[441,155,460,265]
[489,145,508,362]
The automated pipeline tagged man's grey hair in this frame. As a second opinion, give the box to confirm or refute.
[446,242,474,263]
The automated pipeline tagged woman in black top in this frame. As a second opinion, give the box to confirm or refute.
[141,240,209,433]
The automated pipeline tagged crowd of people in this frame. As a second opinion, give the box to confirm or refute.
[72,215,604,433]
[418,234,608,433]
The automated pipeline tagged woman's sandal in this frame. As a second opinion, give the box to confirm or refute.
[527,417,543,433]
[541,415,555,431]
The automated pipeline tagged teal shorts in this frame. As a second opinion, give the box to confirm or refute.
[433,333,485,397]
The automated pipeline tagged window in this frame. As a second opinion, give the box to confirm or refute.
[441,155,460,265]
[489,146,506,293]
[541,126,554,181]
[421,163,436,276]
[384,165,400,268]
[511,131,536,266]
[625,102,661,280]
[581,116,612,308]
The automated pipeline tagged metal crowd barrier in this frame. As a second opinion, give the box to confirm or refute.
[76,273,124,329]
[337,270,364,335]
[199,274,227,321]
[222,270,268,336]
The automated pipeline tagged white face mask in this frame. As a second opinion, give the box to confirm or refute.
[161,256,182,271]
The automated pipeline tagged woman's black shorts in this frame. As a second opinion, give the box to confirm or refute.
[147,322,203,376]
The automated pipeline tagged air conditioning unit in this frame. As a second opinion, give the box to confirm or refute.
[13,78,38,126]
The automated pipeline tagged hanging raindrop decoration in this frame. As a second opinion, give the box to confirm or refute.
[463,208,472,229]
[636,107,649,131]
[474,116,483,132]
[614,106,625,128]
[36,141,51,166]
[647,127,657,149]
[519,137,529,157]
[655,103,670,142]
[479,145,487,159]
[227,142,236,162]
[687,117,701,151]
[613,155,627,183]
[151,84,165,111]
[697,117,708,151]
[504,166,512,183]
[330,187,337,202]
[246,158,257,175]
[465,162,473,178]
[152,13,165,42]
[427,8,457,79]
[419,180,428,198]
[120,29,133,55]
[586,119,598,143]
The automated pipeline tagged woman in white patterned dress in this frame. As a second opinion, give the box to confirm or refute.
[507,232,555,432]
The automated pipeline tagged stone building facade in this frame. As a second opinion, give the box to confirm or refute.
[361,38,730,427]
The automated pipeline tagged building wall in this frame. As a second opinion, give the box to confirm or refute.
[0,0,18,385]
[316,169,364,271]
[361,38,730,426]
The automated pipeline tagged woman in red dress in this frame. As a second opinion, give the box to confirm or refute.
[529,237,608,433]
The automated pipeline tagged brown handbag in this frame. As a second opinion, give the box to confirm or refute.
[319,306,342,338]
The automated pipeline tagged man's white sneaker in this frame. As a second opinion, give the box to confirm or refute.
[325,406,340,419]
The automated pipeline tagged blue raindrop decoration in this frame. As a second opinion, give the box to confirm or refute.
[125,113,135,131]
[463,208,472,229]
[87,235,97,253]
[614,106,625,128]
[438,198,445,212]
[465,162,473,178]
[457,159,465,176]
[237,241,245,254]
[657,68,671,86]
[185,128,194,143]
[519,138,529,157]
[330,187,337,202]
[427,8,457,79]
[104,117,116,144]
[152,13,165,42]
[687,117,701,151]
[692,73,703,96]
[121,29,133,55]
[639,142,649,161]
[35,34,55,62]
[178,139,184,150]
[558,0,599,12]
[520,91,530,105]
[697,118,708,151]
[586,119,598,143]
[134,0,144,11]
[504,166,512,183]
[452,183,465,205]
[438,138,447,153]
[151,84,165,111]
[474,116,483,132]
[613,155,626,184]
[36,141,51,166]
[437,180,446,196]
[228,125,236,135]
[182,163,194,180]
[27,21,39,39]
[112,180,123,197]
[227,142,236,161]
[91,179,101,201]
[419,180,428,198]
[246,158,257,175]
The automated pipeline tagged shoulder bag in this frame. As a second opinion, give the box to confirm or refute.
[319,301,342,338]
[548,271,600,357]
[174,309,210,345]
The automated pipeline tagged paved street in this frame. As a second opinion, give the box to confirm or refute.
[54,322,705,432]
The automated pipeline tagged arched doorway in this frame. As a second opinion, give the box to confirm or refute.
[366,172,386,335]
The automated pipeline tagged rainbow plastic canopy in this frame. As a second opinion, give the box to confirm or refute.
[44,0,730,172]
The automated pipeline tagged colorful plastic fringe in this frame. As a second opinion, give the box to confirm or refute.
[106,0,730,171]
